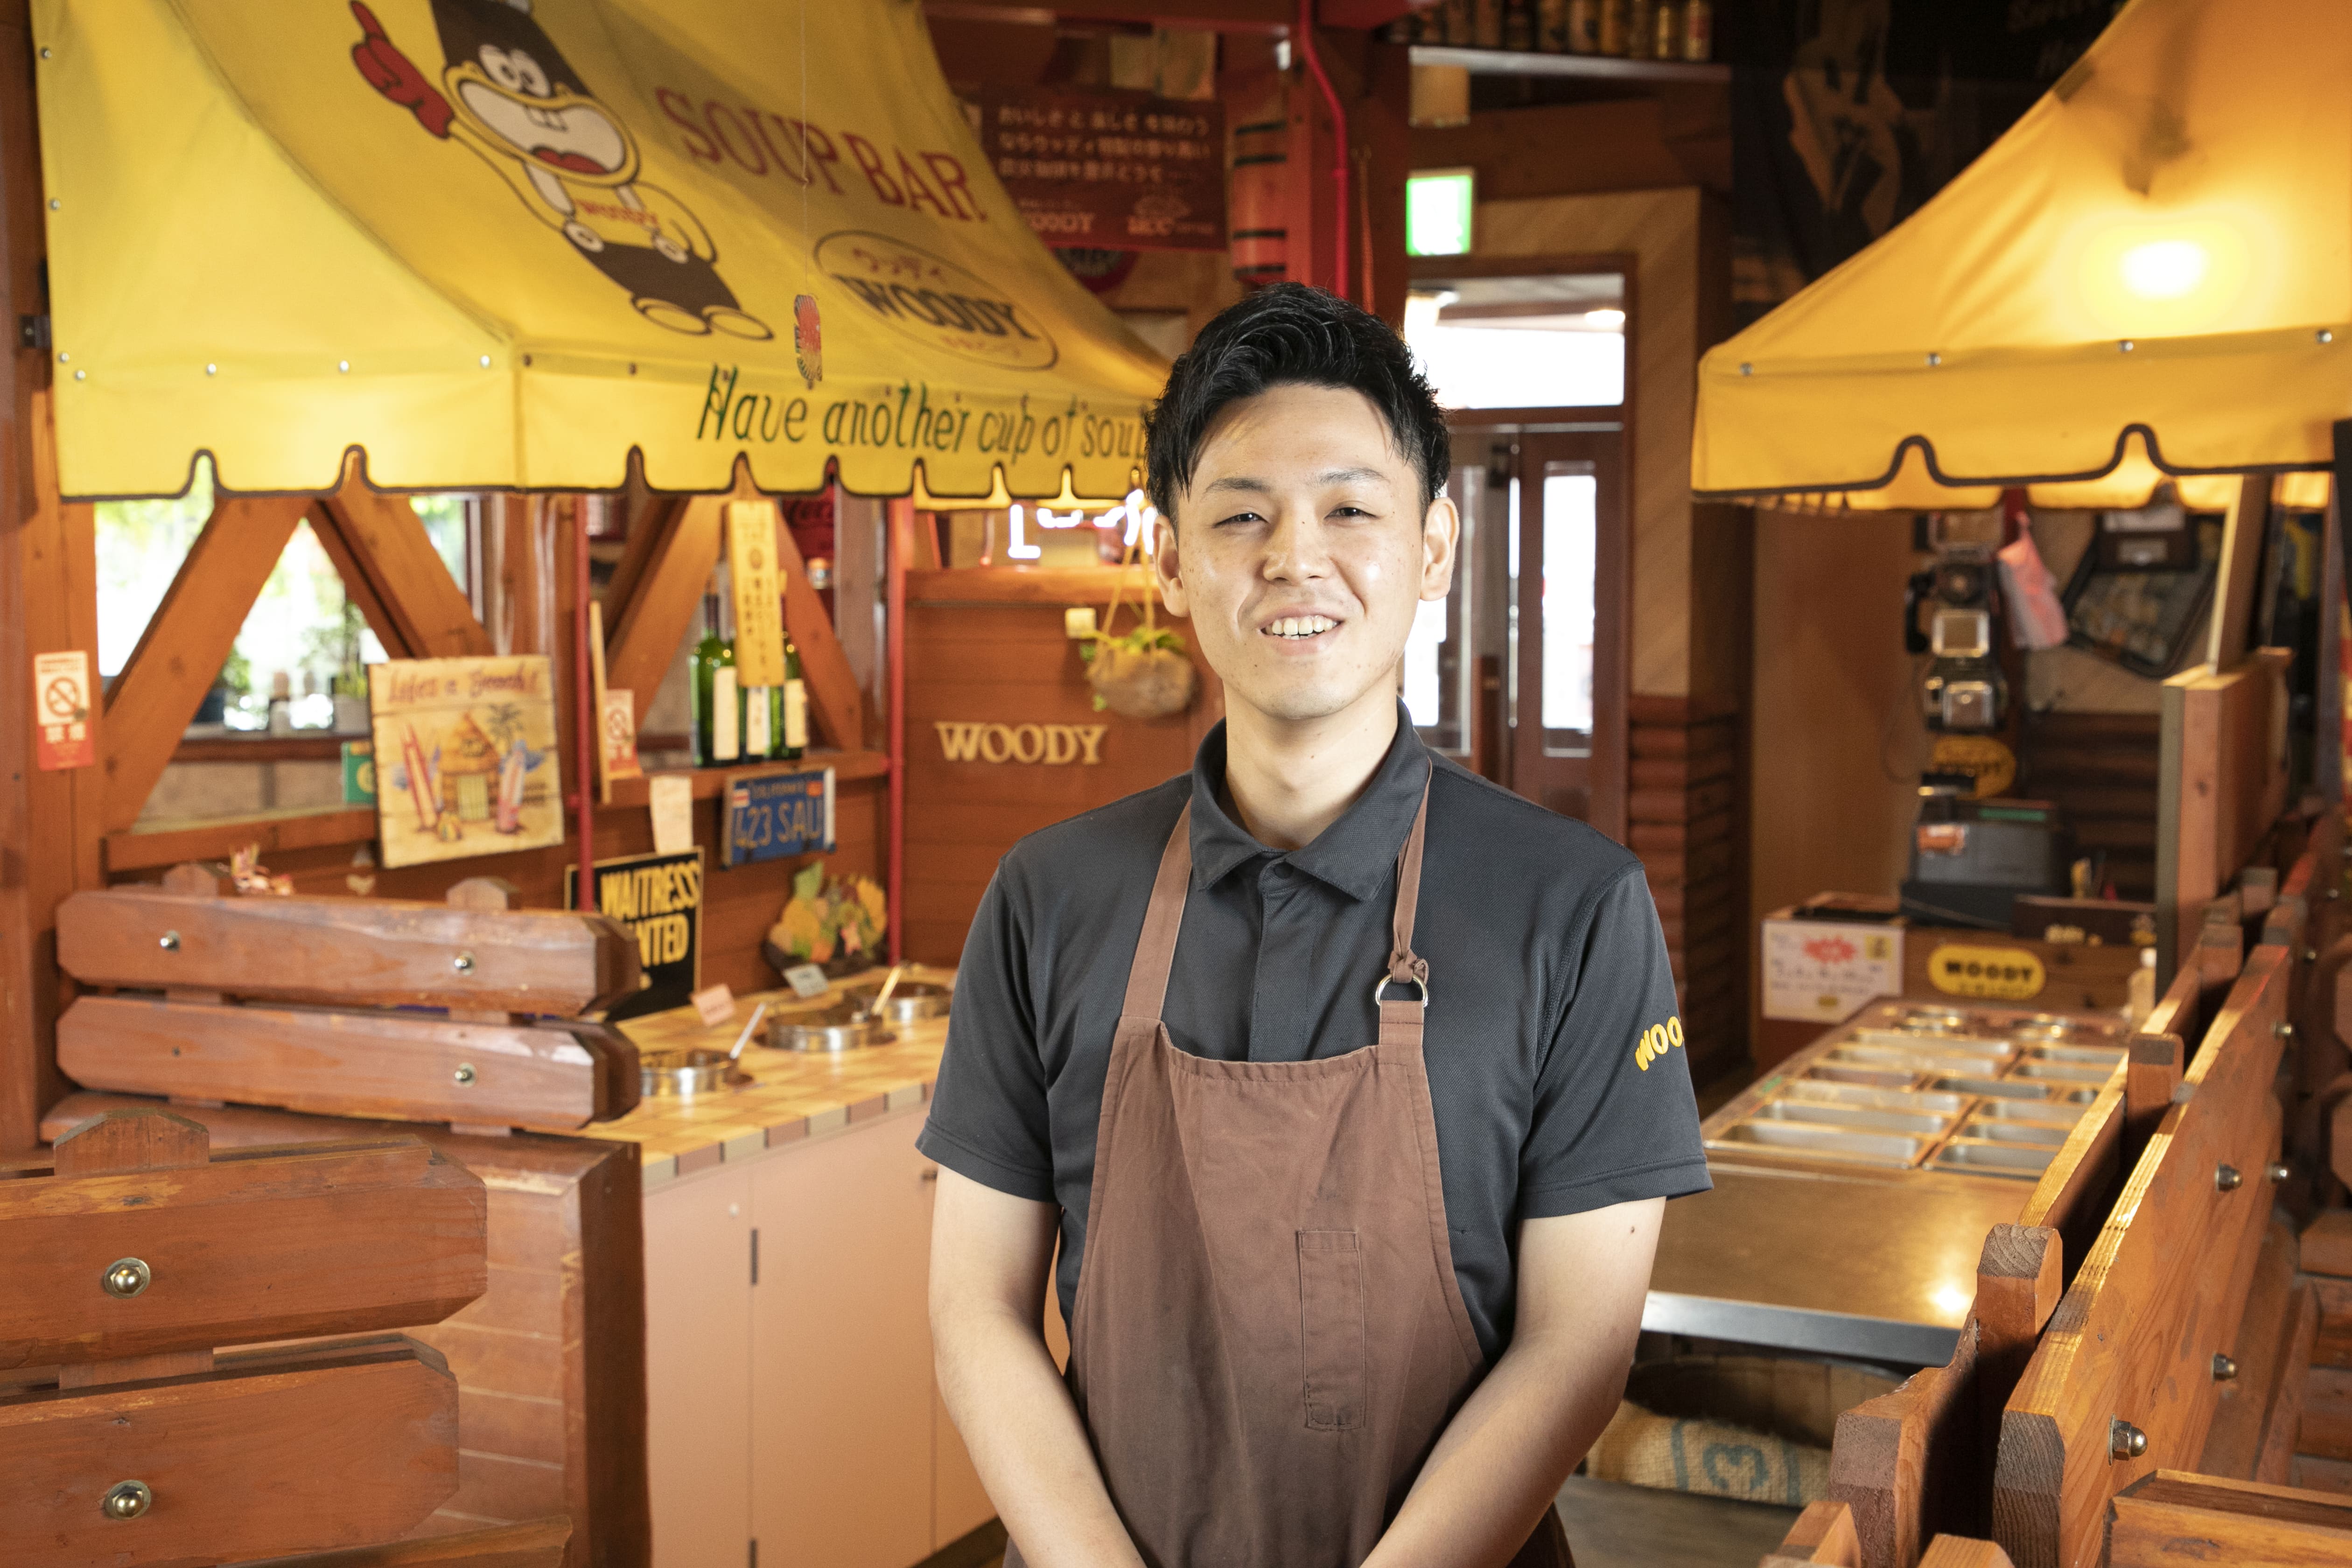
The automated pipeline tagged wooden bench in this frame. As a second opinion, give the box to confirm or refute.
[0,1106,567,1566]
[55,870,642,1135]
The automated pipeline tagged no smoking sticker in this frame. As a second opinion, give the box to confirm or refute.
[33,650,93,770]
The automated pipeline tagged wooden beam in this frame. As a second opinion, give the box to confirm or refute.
[768,502,869,751]
[99,496,309,833]
[604,495,722,730]
[2206,474,2276,670]
[601,493,686,631]
[314,468,491,660]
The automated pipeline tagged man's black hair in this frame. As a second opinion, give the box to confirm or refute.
[1143,282,1449,518]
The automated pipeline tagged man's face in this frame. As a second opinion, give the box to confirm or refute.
[1155,383,1457,728]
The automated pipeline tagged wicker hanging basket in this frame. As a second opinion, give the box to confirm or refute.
[1087,643,1197,720]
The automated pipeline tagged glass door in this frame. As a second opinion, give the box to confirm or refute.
[1511,430,1626,835]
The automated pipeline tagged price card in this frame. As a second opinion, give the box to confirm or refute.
[782,963,831,999]
[690,983,736,1028]
[649,774,694,857]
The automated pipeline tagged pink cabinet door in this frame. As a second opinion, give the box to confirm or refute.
[645,1166,754,1568]
[749,1121,933,1568]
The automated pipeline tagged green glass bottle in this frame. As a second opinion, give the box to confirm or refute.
[691,582,741,768]
[780,625,807,761]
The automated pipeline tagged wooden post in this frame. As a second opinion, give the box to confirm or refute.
[0,11,99,1154]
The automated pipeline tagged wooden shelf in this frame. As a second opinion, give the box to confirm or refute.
[1410,43,1729,84]
[105,751,892,874]
[904,565,1159,607]
[171,734,355,764]
[107,805,383,873]
[603,749,893,806]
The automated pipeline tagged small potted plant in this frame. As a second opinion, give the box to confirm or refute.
[764,864,890,978]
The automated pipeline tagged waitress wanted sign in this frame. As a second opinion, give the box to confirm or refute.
[565,848,704,1005]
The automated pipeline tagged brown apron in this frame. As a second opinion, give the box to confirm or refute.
[1007,784,1572,1568]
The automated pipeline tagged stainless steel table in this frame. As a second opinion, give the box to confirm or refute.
[1643,1162,2030,1367]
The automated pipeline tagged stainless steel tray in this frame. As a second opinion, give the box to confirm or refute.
[1930,1139,2056,1177]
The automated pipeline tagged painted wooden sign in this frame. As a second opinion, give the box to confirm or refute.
[368,656,563,869]
[933,721,1106,764]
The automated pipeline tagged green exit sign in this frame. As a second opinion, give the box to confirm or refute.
[1407,168,1474,258]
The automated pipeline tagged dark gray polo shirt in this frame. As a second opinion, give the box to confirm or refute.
[918,711,1709,1363]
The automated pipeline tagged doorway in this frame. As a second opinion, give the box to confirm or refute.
[1402,264,1632,840]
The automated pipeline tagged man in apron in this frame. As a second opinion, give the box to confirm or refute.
[922,282,1710,1568]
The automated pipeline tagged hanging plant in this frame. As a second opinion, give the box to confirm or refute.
[1076,539,1196,721]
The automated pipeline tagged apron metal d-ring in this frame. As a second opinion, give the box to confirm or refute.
[1372,973,1429,1009]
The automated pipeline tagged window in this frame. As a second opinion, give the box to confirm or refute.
[1539,466,1597,739]
[1402,273,1625,410]
[93,460,479,732]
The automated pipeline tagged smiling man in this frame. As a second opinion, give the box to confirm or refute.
[924,284,1708,1568]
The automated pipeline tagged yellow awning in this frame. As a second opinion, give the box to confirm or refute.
[33,0,1168,501]
[1693,0,2349,510]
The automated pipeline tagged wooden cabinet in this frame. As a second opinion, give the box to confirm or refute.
[644,1112,1012,1568]
[644,1164,754,1568]
[749,1122,936,1568]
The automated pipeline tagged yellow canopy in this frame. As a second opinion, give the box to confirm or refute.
[1692,0,2348,510]
[33,0,1167,501]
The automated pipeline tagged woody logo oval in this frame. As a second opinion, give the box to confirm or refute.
[817,231,1059,371]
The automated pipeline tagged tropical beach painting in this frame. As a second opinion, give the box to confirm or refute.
[367,656,563,869]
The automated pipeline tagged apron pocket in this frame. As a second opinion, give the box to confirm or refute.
[1296,1229,1365,1430]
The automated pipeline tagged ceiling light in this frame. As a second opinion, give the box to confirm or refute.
[2119,239,2209,301]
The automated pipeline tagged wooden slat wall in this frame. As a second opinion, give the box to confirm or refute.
[1628,693,1744,1084]
[900,585,1220,966]
[2018,712,2161,902]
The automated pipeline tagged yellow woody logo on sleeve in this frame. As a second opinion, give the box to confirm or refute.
[1635,1016,1685,1071]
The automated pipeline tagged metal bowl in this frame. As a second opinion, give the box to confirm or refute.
[640,1048,744,1098]
[856,980,950,1023]
[770,1001,896,1052]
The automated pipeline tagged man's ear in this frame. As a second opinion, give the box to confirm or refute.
[1420,492,1461,602]
[1153,513,1190,618]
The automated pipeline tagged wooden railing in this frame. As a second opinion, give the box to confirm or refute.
[1764,819,2352,1568]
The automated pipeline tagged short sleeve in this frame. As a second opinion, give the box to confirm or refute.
[917,865,1057,1202]
[1519,866,1712,1217]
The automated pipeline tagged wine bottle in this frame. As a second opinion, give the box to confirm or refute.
[780,625,807,762]
[691,578,741,768]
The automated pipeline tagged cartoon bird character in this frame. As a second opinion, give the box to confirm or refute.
[350,0,770,339]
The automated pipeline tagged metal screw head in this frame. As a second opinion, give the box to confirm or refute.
[2270,1162,2293,1183]
[453,951,476,974]
[2277,1021,2297,1039]
[101,1479,152,1519]
[2109,1418,2148,1460]
[2216,1164,2243,1191]
[102,1257,151,1299]
[2212,1353,2239,1381]
[453,1063,477,1086]
[2119,339,2136,353]
[158,931,180,952]
[2307,948,2320,963]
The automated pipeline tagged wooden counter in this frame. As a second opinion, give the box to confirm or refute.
[584,966,954,1188]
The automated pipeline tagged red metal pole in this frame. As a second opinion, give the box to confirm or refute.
[1295,0,1350,303]
[573,496,595,910]
[885,497,910,962]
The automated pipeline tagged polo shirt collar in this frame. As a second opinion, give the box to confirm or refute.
[1186,705,1431,901]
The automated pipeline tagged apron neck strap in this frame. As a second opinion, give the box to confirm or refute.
[1120,768,1436,1030]
[1120,801,1196,1022]
[1387,776,1432,988]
